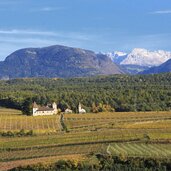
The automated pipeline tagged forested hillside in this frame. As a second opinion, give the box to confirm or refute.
[0,73,171,113]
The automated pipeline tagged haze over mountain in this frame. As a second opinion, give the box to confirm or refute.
[0,45,124,79]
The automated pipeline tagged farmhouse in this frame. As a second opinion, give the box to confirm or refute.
[32,102,57,116]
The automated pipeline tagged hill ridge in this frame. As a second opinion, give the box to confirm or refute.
[0,45,124,79]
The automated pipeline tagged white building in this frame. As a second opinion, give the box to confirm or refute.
[32,102,57,116]
[78,103,86,114]
[64,108,73,114]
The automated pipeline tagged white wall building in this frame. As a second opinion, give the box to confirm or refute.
[32,102,57,116]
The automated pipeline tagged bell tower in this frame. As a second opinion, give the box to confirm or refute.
[52,102,57,110]
[32,102,38,115]
[78,103,82,113]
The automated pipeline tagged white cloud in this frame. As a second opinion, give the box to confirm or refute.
[0,29,94,41]
[151,10,171,14]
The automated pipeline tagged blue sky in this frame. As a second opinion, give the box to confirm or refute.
[0,0,171,60]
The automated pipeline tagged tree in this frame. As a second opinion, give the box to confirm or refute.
[22,97,33,115]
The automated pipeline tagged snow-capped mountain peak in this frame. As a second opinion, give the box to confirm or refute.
[106,51,127,64]
[120,48,171,67]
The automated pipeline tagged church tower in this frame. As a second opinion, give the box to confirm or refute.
[52,102,57,109]
[78,102,86,114]
[32,102,38,115]
[52,102,57,113]
[78,102,82,112]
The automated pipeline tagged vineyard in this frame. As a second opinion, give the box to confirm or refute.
[0,108,61,134]
[0,108,171,170]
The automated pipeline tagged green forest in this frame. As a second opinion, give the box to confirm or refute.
[0,73,171,114]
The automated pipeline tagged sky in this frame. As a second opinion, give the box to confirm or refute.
[0,0,171,60]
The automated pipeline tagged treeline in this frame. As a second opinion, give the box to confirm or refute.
[10,153,171,171]
[0,73,171,114]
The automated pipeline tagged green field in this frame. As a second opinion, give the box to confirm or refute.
[0,108,171,170]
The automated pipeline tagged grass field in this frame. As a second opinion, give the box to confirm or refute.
[0,108,171,170]
[107,143,171,159]
[0,154,87,171]
[0,108,61,134]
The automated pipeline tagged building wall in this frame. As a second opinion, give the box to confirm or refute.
[32,102,57,116]
[33,110,55,116]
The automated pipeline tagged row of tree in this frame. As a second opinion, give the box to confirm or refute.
[10,153,171,170]
[0,73,171,114]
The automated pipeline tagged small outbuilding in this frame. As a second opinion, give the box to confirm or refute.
[65,108,73,114]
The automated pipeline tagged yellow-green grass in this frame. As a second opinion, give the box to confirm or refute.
[0,109,171,147]
[64,111,171,132]
[0,108,60,133]
[0,108,22,116]
[0,154,87,171]
[1,108,171,134]
[0,108,171,162]
[0,128,171,149]
[64,111,171,119]
[0,144,107,162]
[122,120,171,129]
[108,143,171,159]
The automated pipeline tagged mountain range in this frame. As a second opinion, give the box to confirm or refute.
[0,45,171,79]
[106,48,171,74]
[0,45,124,79]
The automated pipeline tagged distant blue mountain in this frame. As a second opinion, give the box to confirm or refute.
[140,58,171,74]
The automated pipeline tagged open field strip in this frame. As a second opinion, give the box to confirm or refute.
[0,108,22,116]
[64,111,171,119]
[64,112,171,131]
[0,128,171,149]
[0,131,140,149]
[0,154,87,171]
[108,143,171,159]
[122,120,171,129]
[0,108,171,133]
[0,109,61,133]
[0,144,107,162]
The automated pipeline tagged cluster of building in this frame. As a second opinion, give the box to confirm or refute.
[32,102,86,116]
